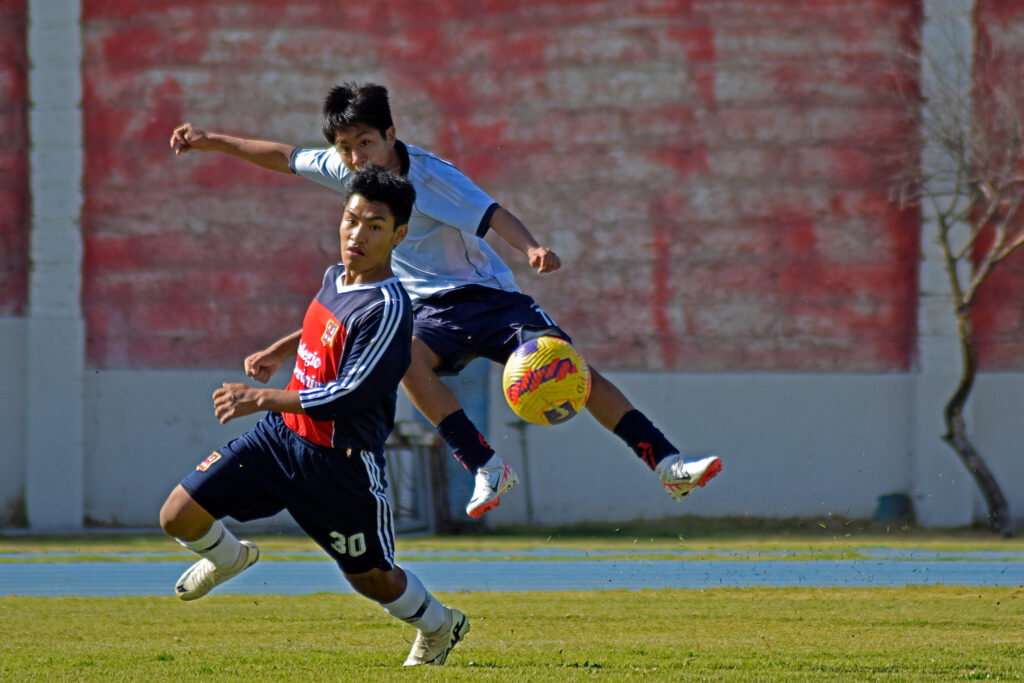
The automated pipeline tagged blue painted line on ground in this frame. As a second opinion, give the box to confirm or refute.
[2,558,1023,597]
[4,548,1024,561]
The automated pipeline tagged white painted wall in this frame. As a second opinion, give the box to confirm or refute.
[81,369,265,525]
[486,369,918,525]
[0,365,1016,529]
[24,0,85,530]
[912,0,978,529]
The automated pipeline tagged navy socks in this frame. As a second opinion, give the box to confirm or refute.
[437,409,495,472]
[613,409,678,470]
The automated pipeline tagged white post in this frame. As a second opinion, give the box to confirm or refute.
[25,0,85,529]
[911,0,977,526]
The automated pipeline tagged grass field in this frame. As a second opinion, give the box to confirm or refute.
[3,588,1023,680]
[2,518,1023,680]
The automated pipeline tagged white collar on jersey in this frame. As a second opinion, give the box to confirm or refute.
[335,273,402,294]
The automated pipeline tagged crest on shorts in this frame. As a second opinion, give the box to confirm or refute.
[322,318,339,347]
[197,451,221,472]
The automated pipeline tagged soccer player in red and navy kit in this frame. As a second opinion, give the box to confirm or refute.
[159,166,468,667]
[170,83,721,519]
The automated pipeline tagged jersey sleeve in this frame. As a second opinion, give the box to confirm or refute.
[289,147,351,193]
[408,151,499,237]
[297,291,410,421]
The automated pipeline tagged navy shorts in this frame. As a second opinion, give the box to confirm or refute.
[412,285,570,375]
[180,412,396,574]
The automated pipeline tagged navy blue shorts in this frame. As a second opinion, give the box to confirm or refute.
[412,285,570,375]
[180,412,396,574]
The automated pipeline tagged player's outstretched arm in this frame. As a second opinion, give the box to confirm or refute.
[170,122,296,174]
[244,329,302,383]
[488,207,561,274]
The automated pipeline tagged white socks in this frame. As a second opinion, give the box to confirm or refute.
[177,519,244,568]
[382,569,447,633]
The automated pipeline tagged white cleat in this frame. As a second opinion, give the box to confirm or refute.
[465,456,519,519]
[658,454,722,501]
[174,540,259,601]
[403,607,470,666]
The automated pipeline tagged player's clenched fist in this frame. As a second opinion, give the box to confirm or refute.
[244,350,281,384]
[528,246,561,274]
[170,122,210,154]
[213,382,260,424]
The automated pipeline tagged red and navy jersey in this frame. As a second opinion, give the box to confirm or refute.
[282,264,412,453]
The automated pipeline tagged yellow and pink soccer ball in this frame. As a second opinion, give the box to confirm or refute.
[502,336,591,425]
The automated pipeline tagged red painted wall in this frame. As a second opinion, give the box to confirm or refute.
[0,0,29,317]
[971,0,1024,371]
[79,0,926,371]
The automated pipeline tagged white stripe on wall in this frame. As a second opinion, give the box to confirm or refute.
[25,0,85,530]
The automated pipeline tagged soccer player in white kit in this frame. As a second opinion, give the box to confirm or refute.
[170,82,721,519]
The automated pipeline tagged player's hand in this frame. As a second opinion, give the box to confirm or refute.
[244,350,282,384]
[170,122,210,155]
[528,246,561,274]
[213,382,262,424]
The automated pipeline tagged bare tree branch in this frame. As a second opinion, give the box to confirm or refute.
[889,13,1021,535]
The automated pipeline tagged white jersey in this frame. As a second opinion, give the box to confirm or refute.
[290,142,520,301]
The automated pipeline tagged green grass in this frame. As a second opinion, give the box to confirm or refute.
[3,519,1024,680]
[1,588,1023,680]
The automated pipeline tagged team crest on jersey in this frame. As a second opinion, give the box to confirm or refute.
[197,451,221,472]
[322,318,339,347]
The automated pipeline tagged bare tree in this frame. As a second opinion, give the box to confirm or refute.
[893,19,1022,535]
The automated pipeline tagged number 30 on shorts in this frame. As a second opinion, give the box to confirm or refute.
[329,531,366,557]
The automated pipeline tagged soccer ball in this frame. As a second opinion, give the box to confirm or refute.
[502,336,591,425]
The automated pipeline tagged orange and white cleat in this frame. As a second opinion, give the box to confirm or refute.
[465,456,519,518]
[657,455,722,501]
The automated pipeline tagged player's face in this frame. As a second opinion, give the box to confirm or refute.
[339,194,407,283]
[333,123,397,173]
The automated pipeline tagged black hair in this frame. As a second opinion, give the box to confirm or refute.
[322,82,394,144]
[345,164,416,228]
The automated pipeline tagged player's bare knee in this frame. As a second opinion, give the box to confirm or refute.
[159,485,209,539]
[159,501,182,537]
[159,503,189,538]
